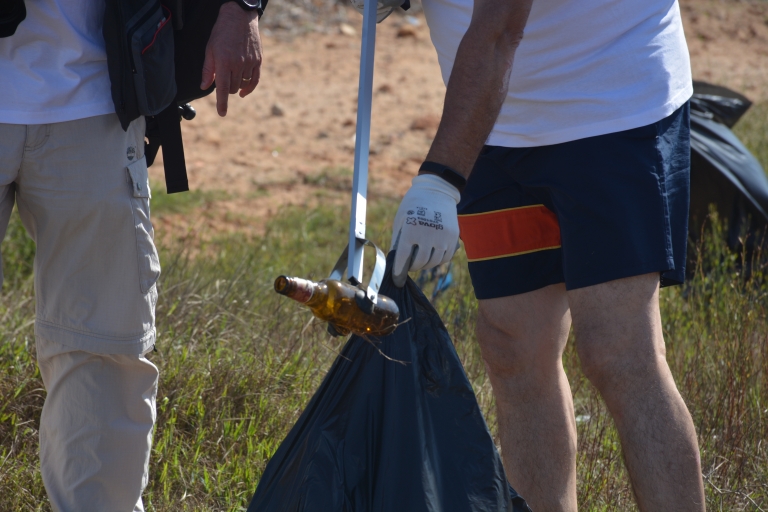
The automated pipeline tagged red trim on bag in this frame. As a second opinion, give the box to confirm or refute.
[458,205,562,262]
[141,6,172,55]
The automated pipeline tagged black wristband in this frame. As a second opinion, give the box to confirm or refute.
[418,161,467,193]
[223,0,266,17]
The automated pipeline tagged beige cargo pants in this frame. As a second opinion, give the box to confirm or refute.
[0,114,161,512]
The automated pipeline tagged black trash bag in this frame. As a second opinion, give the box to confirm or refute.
[689,81,768,259]
[247,252,531,512]
[691,80,752,128]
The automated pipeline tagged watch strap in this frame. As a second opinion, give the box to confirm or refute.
[222,0,266,17]
[418,161,467,193]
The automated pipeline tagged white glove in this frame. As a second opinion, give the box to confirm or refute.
[391,174,461,287]
[349,0,403,23]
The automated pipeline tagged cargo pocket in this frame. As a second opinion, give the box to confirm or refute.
[128,2,177,116]
[127,157,161,294]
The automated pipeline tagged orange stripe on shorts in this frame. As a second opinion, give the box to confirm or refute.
[458,205,562,262]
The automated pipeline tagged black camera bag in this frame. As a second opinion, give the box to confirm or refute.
[104,0,266,194]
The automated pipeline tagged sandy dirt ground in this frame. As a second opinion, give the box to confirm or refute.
[150,0,768,241]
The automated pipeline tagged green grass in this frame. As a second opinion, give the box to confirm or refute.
[0,200,766,511]
[150,181,230,216]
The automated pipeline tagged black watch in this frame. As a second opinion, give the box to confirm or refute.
[223,0,266,17]
[418,161,467,193]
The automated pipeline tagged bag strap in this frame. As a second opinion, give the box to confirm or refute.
[156,103,189,194]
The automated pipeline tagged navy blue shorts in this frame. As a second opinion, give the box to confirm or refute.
[457,103,691,300]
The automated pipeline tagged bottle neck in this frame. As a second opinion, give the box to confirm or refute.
[274,276,317,303]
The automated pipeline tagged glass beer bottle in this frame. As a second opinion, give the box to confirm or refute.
[274,276,399,336]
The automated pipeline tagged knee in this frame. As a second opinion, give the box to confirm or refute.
[575,342,616,391]
[476,305,568,383]
[475,313,525,379]
[569,272,668,392]
[575,327,667,394]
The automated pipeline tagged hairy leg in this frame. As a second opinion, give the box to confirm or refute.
[568,273,704,511]
[477,283,576,512]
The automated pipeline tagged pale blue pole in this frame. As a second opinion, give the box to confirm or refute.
[347,0,378,285]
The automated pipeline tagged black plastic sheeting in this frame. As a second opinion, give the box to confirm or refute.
[689,81,768,251]
[248,253,531,512]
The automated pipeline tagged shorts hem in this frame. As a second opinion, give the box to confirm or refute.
[35,320,155,356]
[474,272,565,300]
[564,259,674,291]
[474,268,564,300]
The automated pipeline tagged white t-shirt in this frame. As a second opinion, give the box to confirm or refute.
[0,0,114,124]
[422,0,693,147]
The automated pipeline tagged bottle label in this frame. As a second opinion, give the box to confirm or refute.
[290,277,315,303]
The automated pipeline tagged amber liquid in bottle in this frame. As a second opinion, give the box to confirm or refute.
[274,276,400,336]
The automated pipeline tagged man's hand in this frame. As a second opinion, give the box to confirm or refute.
[201,2,262,117]
[390,174,461,288]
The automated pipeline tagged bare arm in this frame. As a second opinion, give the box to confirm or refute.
[425,0,534,177]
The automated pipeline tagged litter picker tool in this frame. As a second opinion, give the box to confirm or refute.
[273,0,400,337]
[344,0,379,292]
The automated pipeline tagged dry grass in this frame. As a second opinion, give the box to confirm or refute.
[0,198,766,510]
